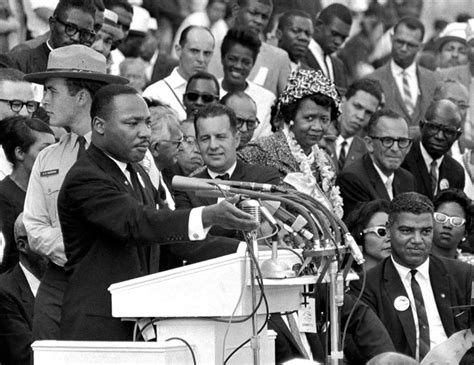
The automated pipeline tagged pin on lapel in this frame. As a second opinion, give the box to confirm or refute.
[441,293,446,299]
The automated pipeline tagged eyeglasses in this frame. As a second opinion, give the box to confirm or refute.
[420,120,461,140]
[182,135,197,147]
[362,226,388,239]
[158,135,184,148]
[0,99,39,113]
[369,136,413,149]
[52,16,96,43]
[184,92,218,104]
[237,117,260,131]
[434,212,466,227]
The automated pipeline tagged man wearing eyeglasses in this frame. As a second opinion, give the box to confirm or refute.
[367,17,440,134]
[220,91,259,148]
[182,71,220,118]
[0,0,98,74]
[402,100,465,200]
[0,69,37,179]
[337,109,416,218]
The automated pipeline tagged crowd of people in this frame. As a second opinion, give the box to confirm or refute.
[0,0,473,364]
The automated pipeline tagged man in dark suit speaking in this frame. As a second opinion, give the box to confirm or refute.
[57,85,259,341]
[353,192,472,362]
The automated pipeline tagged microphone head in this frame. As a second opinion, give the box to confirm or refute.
[239,199,261,224]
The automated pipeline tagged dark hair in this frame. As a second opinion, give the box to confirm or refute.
[388,192,434,225]
[186,71,220,95]
[277,10,311,31]
[317,3,352,26]
[433,188,472,232]
[237,0,273,8]
[194,103,238,135]
[54,0,96,20]
[103,0,133,14]
[367,109,406,135]
[90,84,139,120]
[0,116,54,166]
[344,200,390,247]
[279,94,338,123]
[345,78,384,106]
[221,27,261,62]
[65,79,106,98]
[178,25,213,47]
[394,16,425,41]
[0,68,25,82]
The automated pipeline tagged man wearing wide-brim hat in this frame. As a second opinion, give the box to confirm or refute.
[92,9,124,61]
[22,44,128,341]
[435,22,468,69]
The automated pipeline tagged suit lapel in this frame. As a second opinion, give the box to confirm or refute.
[412,142,433,198]
[363,154,390,200]
[14,266,35,327]
[386,64,412,121]
[383,259,417,355]
[429,257,455,336]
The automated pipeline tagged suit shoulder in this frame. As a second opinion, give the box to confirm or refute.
[242,162,280,182]
[262,42,290,60]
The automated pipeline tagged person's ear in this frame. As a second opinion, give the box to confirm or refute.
[16,237,28,255]
[14,146,25,162]
[175,43,182,59]
[275,29,283,42]
[76,89,91,106]
[92,116,105,135]
[150,141,160,158]
[364,136,374,153]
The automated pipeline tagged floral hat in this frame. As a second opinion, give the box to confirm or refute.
[277,69,341,118]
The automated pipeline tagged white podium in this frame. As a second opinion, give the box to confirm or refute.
[108,246,316,364]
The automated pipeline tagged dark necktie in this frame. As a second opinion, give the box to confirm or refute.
[126,163,144,203]
[77,135,87,160]
[338,140,347,171]
[410,269,430,360]
[430,160,438,195]
[216,173,230,180]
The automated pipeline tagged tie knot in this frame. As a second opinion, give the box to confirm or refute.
[126,163,135,174]
[216,173,230,180]
[410,269,418,278]
[430,160,437,168]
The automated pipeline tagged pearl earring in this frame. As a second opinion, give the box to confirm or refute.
[289,120,294,127]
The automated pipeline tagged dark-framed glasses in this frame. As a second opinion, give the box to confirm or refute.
[362,226,388,238]
[434,212,466,227]
[0,99,39,113]
[52,16,96,43]
[184,92,218,103]
[420,120,461,140]
[237,117,260,131]
[158,135,184,148]
[369,136,412,149]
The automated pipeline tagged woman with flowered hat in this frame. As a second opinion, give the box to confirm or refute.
[238,68,343,218]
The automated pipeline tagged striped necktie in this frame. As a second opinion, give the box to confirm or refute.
[410,269,430,360]
[402,71,415,116]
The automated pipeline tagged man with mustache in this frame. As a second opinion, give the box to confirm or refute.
[352,192,473,362]
[22,45,128,340]
[337,109,416,218]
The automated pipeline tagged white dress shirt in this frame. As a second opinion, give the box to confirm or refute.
[308,39,334,81]
[391,60,419,107]
[23,132,91,267]
[143,67,187,121]
[335,135,354,159]
[372,158,395,199]
[19,262,40,297]
[391,257,448,354]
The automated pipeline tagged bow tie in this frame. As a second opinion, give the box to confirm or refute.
[215,173,230,180]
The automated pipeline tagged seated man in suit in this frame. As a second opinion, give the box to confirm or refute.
[0,214,47,365]
[401,99,465,200]
[175,103,280,240]
[330,78,384,173]
[57,85,259,341]
[353,192,473,362]
[337,109,416,218]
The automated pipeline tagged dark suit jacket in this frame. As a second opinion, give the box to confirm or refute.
[148,53,178,86]
[58,144,191,341]
[366,63,440,128]
[328,136,368,174]
[352,255,472,359]
[304,50,349,94]
[401,140,465,200]
[175,159,281,239]
[0,264,35,365]
[0,42,50,73]
[337,153,416,217]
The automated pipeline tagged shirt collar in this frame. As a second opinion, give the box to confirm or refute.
[336,134,354,148]
[19,262,40,297]
[420,140,444,170]
[371,157,394,184]
[309,38,325,57]
[391,59,417,78]
[207,161,237,179]
[46,39,54,51]
[104,152,128,176]
[170,67,188,89]
[391,256,430,281]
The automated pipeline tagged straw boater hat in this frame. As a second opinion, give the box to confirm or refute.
[466,18,474,44]
[24,44,129,85]
[101,9,123,41]
[436,22,467,51]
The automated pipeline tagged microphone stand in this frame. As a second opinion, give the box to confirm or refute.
[246,228,260,365]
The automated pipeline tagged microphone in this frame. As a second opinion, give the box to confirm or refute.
[343,232,365,265]
[172,176,232,193]
[239,199,261,227]
[215,180,286,193]
[261,201,314,240]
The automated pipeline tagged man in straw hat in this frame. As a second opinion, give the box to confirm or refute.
[92,9,124,60]
[22,44,128,340]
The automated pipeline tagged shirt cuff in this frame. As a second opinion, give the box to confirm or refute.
[188,207,210,240]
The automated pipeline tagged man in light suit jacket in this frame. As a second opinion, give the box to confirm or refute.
[337,109,416,218]
[304,3,352,94]
[58,85,259,341]
[366,17,441,135]
[402,100,465,200]
[352,192,473,363]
